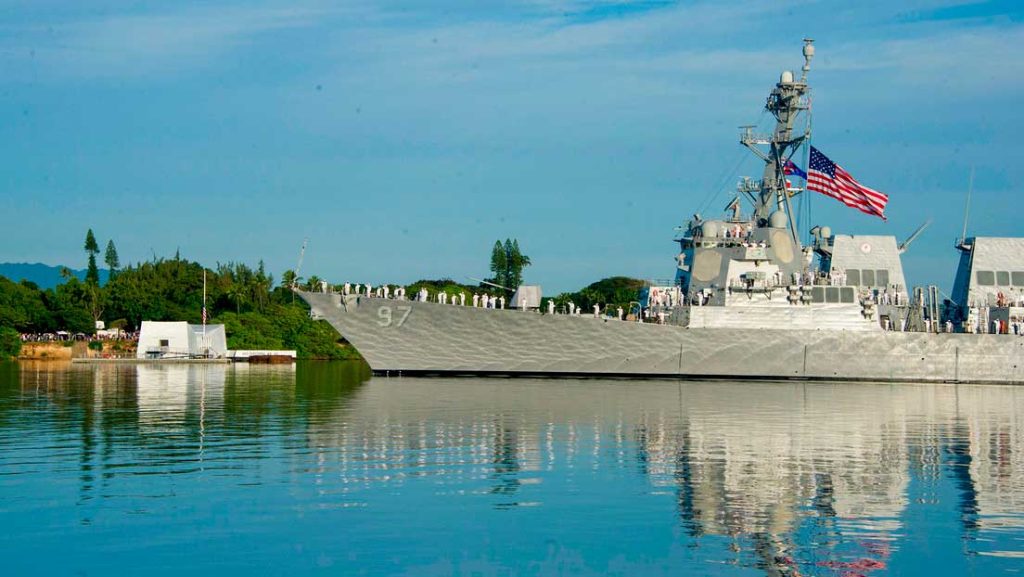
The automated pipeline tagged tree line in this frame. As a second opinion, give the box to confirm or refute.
[0,230,357,360]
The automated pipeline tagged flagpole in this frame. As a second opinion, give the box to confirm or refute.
[202,269,207,338]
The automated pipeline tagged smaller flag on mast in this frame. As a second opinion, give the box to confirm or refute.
[806,146,889,220]
[783,159,807,181]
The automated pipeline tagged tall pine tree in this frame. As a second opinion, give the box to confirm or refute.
[104,239,120,278]
[84,229,100,286]
[489,241,508,287]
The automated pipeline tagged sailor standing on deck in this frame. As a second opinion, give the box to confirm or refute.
[593,304,600,318]
[617,306,624,320]
[472,294,479,308]
[547,300,555,315]
[343,282,351,295]
[498,296,505,309]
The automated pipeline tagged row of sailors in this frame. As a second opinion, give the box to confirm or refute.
[881,316,1024,335]
[965,317,1024,335]
[337,282,644,320]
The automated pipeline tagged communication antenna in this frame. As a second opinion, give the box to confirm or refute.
[294,238,308,287]
[468,276,515,293]
[959,167,974,247]
[898,219,932,254]
[800,38,815,82]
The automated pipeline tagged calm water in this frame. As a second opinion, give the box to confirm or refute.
[1,362,1023,576]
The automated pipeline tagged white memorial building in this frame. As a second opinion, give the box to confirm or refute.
[136,321,228,359]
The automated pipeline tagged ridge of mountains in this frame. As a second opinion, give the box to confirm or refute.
[0,262,110,289]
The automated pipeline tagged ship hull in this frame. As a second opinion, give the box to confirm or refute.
[301,293,1024,385]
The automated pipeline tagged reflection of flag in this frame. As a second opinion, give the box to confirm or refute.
[807,147,888,220]
[783,159,807,180]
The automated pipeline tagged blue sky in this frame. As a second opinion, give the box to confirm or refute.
[1,0,1022,292]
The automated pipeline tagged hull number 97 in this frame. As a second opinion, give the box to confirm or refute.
[377,306,412,327]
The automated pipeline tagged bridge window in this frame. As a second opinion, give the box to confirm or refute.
[1013,272,1024,286]
[846,269,860,286]
[811,287,825,303]
[862,269,876,287]
[825,287,840,303]
[840,287,855,303]
[976,271,995,286]
[876,269,890,287]
[997,271,1011,286]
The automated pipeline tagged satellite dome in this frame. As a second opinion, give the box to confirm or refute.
[768,211,788,229]
[780,70,794,84]
[820,225,832,239]
[701,221,721,238]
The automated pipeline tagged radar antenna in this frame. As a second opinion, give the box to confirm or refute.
[294,238,308,288]
[739,39,815,247]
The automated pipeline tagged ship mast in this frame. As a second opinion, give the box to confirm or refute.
[741,39,815,247]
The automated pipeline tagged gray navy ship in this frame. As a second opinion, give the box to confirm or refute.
[301,40,1024,384]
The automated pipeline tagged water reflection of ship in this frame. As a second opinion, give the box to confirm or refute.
[305,379,1024,561]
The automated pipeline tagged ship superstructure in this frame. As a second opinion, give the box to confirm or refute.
[299,41,1024,384]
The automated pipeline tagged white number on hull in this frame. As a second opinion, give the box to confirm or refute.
[377,306,412,327]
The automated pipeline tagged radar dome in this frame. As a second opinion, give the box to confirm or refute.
[780,70,794,84]
[701,221,721,238]
[768,211,788,229]
[820,226,832,239]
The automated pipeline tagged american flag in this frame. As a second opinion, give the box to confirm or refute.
[807,146,888,220]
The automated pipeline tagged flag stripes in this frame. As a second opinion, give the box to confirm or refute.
[806,147,888,220]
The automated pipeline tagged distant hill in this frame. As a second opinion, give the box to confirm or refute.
[0,262,109,289]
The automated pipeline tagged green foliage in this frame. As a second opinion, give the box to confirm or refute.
[87,340,103,351]
[0,277,54,332]
[214,303,359,360]
[0,327,20,359]
[546,276,646,313]
[280,269,298,288]
[51,279,96,333]
[406,279,484,300]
